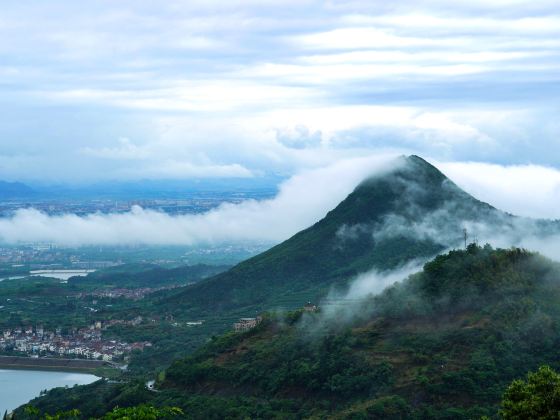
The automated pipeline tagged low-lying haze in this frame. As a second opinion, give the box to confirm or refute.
[1,156,560,252]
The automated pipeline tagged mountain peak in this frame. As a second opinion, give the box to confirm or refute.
[407,154,431,164]
[405,154,449,181]
[346,154,484,225]
[356,155,449,192]
[167,156,511,314]
[0,180,35,198]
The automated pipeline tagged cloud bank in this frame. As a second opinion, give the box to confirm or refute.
[0,155,398,246]
[2,156,560,247]
[438,161,560,220]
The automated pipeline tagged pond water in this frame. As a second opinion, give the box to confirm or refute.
[0,369,97,413]
[0,269,95,282]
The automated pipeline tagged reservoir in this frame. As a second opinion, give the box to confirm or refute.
[0,369,97,413]
[29,269,96,281]
[0,269,95,283]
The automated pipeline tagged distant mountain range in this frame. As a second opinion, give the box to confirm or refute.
[25,176,283,200]
[0,180,35,199]
[0,176,283,202]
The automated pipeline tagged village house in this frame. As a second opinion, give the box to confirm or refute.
[233,316,262,332]
[303,302,318,312]
[0,324,151,362]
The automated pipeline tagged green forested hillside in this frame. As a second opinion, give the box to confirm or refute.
[164,156,511,317]
[155,245,560,418]
[124,155,558,374]
[22,245,560,419]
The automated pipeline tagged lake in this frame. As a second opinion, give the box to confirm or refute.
[0,369,97,413]
[29,269,96,281]
[0,269,95,283]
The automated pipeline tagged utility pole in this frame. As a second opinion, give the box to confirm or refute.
[463,228,468,249]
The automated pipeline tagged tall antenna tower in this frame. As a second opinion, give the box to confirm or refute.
[463,228,468,249]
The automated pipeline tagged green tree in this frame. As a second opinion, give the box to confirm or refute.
[100,405,183,420]
[501,365,560,419]
[20,405,182,420]
[22,406,80,420]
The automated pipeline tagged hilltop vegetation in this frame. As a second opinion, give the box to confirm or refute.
[22,245,560,419]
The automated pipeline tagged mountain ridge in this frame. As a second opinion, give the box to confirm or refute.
[164,155,533,315]
[0,180,35,198]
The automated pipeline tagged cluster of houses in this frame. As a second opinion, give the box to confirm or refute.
[303,302,318,312]
[78,285,182,301]
[233,317,262,332]
[0,322,151,362]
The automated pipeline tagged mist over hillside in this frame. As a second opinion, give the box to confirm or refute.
[25,245,560,418]
[165,155,560,316]
[157,246,560,418]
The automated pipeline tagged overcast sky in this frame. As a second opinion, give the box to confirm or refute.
[0,0,558,184]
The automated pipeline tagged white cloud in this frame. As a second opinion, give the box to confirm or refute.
[124,160,255,179]
[0,0,559,183]
[437,161,560,219]
[0,155,399,246]
[302,50,545,65]
[294,27,466,50]
[39,81,322,112]
[342,14,560,34]
[251,106,494,152]
[344,261,424,300]
[82,137,149,160]
[275,125,323,149]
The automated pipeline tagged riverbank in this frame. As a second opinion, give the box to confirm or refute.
[0,355,109,373]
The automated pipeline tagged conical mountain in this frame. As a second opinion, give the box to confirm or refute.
[167,155,548,314]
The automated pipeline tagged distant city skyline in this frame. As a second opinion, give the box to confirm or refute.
[0,0,559,184]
